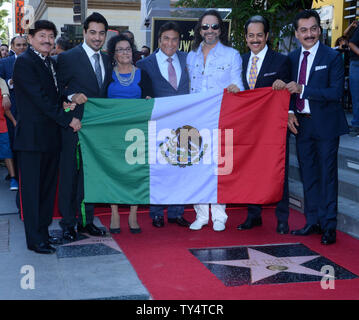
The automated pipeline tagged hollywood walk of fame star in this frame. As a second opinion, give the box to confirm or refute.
[204,248,333,284]
[61,233,122,253]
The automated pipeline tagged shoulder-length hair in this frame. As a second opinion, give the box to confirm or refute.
[192,10,229,52]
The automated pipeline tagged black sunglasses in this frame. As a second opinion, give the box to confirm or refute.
[201,23,220,31]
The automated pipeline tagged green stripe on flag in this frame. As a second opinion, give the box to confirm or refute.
[78,97,154,204]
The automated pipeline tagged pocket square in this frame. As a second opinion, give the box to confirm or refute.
[315,65,327,71]
[263,72,277,77]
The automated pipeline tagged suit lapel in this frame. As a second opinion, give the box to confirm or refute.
[27,48,56,90]
[177,51,187,88]
[77,45,101,91]
[242,53,250,90]
[255,49,273,87]
[151,52,175,88]
[292,49,301,82]
[308,42,324,81]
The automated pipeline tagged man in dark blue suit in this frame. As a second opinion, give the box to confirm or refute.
[0,36,27,150]
[237,15,291,234]
[286,10,349,245]
[137,22,190,228]
[57,12,112,240]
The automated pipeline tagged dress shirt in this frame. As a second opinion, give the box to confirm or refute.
[68,41,105,101]
[155,49,181,87]
[82,41,105,83]
[186,41,244,93]
[246,45,268,84]
[297,40,320,114]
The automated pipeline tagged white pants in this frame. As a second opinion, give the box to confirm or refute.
[193,204,227,224]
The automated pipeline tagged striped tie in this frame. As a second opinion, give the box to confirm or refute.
[248,56,259,90]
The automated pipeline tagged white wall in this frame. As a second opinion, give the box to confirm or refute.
[45,7,145,48]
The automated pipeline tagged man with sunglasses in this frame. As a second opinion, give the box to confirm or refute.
[187,9,244,232]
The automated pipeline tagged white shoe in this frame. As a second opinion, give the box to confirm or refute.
[213,220,226,232]
[189,219,208,230]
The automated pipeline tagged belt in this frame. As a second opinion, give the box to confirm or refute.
[297,113,312,118]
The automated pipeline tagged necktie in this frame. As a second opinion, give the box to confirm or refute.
[167,57,177,90]
[248,56,259,90]
[45,57,58,90]
[93,53,103,88]
[296,51,310,112]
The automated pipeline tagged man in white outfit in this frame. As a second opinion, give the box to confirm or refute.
[186,9,245,231]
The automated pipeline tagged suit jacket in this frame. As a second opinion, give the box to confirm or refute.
[0,55,17,115]
[56,44,112,120]
[136,50,189,97]
[241,48,290,90]
[288,42,349,138]
[12,48,73,152]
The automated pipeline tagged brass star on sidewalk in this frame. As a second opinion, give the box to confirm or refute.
[61,234,122,253]
[204,248,330,284]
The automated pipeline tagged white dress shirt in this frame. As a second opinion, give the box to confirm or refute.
[155,49,181,87]
[297,40,320,114]
[186,41,244,93]
[246,45,268,84]
[82,41,105,83]
[68,41,106,101]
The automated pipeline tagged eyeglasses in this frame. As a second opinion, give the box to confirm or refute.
[201,24,220,31]
[115,48,132,54]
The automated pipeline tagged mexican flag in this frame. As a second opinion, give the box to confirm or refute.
[79,87,290,205]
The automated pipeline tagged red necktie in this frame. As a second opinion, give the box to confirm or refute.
[167,57,177,90]
[296,51,310,112]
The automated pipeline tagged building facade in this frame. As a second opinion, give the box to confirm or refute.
[312,0,359,47]
[27,0,145,49]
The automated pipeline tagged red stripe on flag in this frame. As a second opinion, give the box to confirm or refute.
[217,87,290,204]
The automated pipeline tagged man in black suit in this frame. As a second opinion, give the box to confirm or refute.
[57,12,112,240]
[286,10,348,245]
[13,20,81,254]
[237,15,291,234]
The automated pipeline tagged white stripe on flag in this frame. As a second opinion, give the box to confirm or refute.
[149,90,224,204]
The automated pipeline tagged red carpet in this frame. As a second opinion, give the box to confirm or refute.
[98,207,359,300]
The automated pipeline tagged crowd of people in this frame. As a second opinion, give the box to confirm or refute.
[0,9,355,254]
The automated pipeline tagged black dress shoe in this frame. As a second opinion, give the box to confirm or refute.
[47,236,63,245]
[276,221,289,234]
[152,215,164,228]
[168,216,191,227]
[321,229,336,245]
[62,226,77,241]
[291,224,321,236]
[77,223,106,236]
[28,242,56,254]
[237,217,262,230]
[109,227,121,234]
[129,224,142,234]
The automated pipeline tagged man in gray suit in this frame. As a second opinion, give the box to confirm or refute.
[136,21,190,228]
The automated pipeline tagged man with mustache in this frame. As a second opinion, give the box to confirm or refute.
[186,9,244,232]
[286,10,349,244]
[136,22,191,229]
[13,20,81,254]
[238,15,291,234]
[57,12,112,241]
